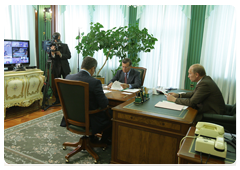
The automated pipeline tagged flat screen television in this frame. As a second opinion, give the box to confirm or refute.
[4,39,30,70]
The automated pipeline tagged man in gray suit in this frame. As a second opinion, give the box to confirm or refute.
[166,64,226,121]
[107,58,141,89]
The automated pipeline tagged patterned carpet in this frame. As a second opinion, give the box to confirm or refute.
[4,110,111,164]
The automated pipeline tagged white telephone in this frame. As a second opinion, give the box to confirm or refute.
[195,122,227,158]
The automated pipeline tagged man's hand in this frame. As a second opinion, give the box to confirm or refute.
[107,82,113,88]
[166,94,177,102]
[168,92,179,98]
[121,83,129,89]
[56,51,62,56]
[51,46,56,56]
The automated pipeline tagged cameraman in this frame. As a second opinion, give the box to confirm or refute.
[49,32,71,105]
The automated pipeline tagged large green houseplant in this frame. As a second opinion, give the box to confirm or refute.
[75,22,157,76]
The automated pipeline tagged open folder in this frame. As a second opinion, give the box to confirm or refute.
[155,101,188,111]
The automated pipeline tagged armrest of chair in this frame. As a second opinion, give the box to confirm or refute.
[202,113,236,123]
[225,104,233,115]
[89,106,109,114]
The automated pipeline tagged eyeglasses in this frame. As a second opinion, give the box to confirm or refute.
[122,66,130,69]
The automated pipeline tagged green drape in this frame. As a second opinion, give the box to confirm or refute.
[184,5,206,90]
[38,5,51,72]
[38,5,52,94]
[129,6,138,27]
[128,6,139,66]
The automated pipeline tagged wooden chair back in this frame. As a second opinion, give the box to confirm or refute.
[55,78,91,135]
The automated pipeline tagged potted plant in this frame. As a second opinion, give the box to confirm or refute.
[76,22,158,77]
[111,23,158,76]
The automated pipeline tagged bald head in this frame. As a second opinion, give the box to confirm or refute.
[190,64,206,77]
[188,64,206,82]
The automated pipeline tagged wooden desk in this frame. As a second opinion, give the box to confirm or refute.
[177,126,236,164]
[104,89,136,107]
[110,93,198,164]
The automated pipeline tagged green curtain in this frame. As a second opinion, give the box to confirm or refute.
[129,6,138,26]
[184,5,206,90]
[128,6,139,66]
[38,5,52,95]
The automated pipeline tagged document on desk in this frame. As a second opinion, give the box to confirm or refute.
[155,101,188,111]
[122,89,140,93]
[111,81,123,90]
[103,90,111,94]
[121,92,132,95]
[156,88,168,95]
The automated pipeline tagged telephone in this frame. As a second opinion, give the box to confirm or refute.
[195,122,227,158]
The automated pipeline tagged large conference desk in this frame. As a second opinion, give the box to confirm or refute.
[109,90,198,164]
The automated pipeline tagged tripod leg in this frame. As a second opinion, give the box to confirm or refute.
[41,60,53,110]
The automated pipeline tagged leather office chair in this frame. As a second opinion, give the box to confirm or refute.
[201,104,236,134]
[132,67,147,86]
[55,78,108,163]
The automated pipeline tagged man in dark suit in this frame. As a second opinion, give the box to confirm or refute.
[166,64,226,122]
[60,56,111,144]
[49,32,71,105]
[107,58,141,89]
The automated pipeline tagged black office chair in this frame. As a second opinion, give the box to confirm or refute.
[55,78,108,163]
[201,104,236,134]
[132,67,147,86]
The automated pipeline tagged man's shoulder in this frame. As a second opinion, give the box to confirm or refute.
[116,69,123,76]
[131,68,140,74]
[66,72,100,85]
[129,68,140,77]
[200,76,214,84]
[59,43,68,48]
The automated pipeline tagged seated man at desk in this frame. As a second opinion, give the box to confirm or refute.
[60,56,112,144]
[166,64,226,122]
[107,58,141,89]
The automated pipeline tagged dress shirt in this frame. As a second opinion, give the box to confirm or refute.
[125,69,132,89]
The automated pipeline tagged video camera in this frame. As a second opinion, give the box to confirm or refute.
[42,34,62,53]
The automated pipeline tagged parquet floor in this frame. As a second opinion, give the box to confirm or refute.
[4,98,62,129]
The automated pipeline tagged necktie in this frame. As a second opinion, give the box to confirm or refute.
[125,73,127,83]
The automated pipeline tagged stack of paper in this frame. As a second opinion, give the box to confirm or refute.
[103,90,111,94]
[122,89,140,93]
[111,81,123,90]
[155,101,188,111]
[156,87,168,95]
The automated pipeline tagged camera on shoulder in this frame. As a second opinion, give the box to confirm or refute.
[42,34,62,53]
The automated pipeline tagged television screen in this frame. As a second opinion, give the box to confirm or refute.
[4,39,30,67]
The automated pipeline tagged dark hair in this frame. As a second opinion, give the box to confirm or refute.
[81,56,97,70]
[122,58,132,66]
[191,64,206,76]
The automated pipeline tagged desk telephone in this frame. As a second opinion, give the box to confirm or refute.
[195,122,227,158]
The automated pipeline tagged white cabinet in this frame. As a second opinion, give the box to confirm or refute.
[4,69,45,118]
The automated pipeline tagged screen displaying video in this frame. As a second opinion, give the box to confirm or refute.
[4,40,29,65]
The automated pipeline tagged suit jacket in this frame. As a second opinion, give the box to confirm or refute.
[65,70,110,134]
[108,68,141,88]
[175,76,226,121]
[49,43,71,77]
